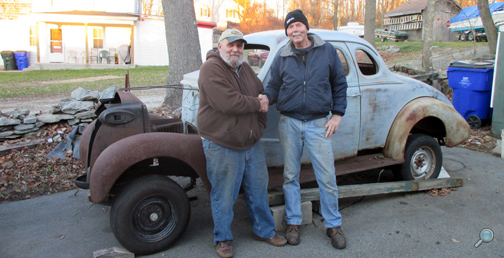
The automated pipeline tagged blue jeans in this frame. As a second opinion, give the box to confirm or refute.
[278,115,342,228]
[202,139,276,245]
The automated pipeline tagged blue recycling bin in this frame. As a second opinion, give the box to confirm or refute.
[447,60,494,129]
[13,51,29,70]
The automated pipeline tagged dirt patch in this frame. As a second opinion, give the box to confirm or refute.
[7,75,122,87]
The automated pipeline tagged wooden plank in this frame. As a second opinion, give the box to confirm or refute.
[0,139,47,155]
[269,178,463,206]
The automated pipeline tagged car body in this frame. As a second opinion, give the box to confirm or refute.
[375,29,409,42]
[247,49,269,67]
[76,29,470,255]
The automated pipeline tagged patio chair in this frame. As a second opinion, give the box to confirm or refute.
[99,50,109,64]
[79,51,86,63]
[90,48,99,63]
[67,50,77,63]
[108,48,117,64]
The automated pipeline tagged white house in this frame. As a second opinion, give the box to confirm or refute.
[0,0,216,69]
[194,0,242,28]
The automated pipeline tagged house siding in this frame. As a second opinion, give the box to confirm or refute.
[134,18,169,66]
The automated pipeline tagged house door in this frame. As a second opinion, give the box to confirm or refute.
[49,29,64,63]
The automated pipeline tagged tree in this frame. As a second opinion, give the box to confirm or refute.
[364,0,376,47]
[478,0,497,55]
[332,0,339,29]
[161,0,202,108]
[421,0,436,72]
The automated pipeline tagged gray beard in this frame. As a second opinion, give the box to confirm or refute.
[220,51,243,68]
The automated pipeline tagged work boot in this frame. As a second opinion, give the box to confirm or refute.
[253,234,287,246]
[285,224,300,245]
[327,226,346,249]
[216,241,233,258]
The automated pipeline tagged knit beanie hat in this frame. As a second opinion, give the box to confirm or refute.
[284,9,309,36]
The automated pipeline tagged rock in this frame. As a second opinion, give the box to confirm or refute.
[71,87,100,101]
[0,131,15,137]
[37,114,75,123]
[68,118,80,126]
[23,116,38,124]
[100,85,117,101]
[93,247,134,258]
[74,110,96,119]
[1,108,30,119]
[51,105,62,114]
[59,99,95,115]
[14,123,36,131]
[0,117,21,126]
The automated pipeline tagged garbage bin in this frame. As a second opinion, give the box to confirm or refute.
[13,51,29,70]
[447,60,494,129]
[1,51,17,70]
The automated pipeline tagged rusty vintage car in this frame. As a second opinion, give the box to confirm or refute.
[75,29,471,255]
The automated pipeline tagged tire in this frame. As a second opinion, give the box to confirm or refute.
[468,32,474,41]
[392,134,442,181]
[110,175,191,255]
[460,33,467,41]
[467,115,481,129]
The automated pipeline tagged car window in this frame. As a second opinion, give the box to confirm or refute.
[336,48,349,76]
[244,47,270,75]
[355,49,378,76]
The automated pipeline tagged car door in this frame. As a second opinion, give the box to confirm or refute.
[345,42,404,150]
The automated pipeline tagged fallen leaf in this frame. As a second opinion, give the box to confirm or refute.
[451,238,460,243]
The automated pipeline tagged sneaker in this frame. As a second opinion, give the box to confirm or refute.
[216,241,233,258]
[253,234,287,246]
[285,224,300,245]
[326,227,346,249]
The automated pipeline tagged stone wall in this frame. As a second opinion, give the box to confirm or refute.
[0,86,116,141]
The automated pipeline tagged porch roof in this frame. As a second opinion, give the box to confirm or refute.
[32,10,139,26]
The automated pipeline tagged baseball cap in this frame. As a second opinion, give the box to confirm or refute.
[219,29,247,44]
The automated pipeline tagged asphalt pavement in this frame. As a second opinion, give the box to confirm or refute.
[1,146,503,258]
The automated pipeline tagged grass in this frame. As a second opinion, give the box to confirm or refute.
[0,66,168,98]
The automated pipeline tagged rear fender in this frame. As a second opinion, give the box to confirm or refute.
[384,98,471,159]
[89,133,208,203]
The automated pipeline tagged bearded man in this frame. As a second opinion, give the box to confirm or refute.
[197,28,287,258]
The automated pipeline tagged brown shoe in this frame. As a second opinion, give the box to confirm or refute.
[253,234,287,246]
[327,227,346,249]
[216,241,233,258]
[285,224,300,245]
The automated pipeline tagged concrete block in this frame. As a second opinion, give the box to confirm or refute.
[93,247,134,258]
[271,201,312,231]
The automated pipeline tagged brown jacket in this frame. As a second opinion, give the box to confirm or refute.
[197,50,266,150]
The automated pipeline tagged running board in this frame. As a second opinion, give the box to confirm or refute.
[268,178,463,206]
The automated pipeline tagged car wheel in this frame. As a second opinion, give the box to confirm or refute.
[467,115,481,129]
[110,175,190,255]
[381,37,387,42]
[392,134,442,181]
[258,59,263,68]
[460,33,467,41]
[468,32,474,41]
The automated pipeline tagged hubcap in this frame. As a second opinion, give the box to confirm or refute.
[132,197,178,242]
[410,147,435,179]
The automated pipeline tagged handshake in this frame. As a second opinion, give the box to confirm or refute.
[257,94,269,113]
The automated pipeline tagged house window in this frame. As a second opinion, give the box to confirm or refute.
[29,26,37,46]
[93,28,103,49]
[226,9,235,18]
[201,8,210,17]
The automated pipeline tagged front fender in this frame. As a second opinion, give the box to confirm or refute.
[384,97,471,159]
[89,133,208,203]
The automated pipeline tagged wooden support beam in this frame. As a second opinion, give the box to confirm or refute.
[268,178,463,206]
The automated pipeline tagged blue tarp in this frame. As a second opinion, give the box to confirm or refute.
[450,2,504,24]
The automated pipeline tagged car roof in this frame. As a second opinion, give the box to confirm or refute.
[244,29,372,50]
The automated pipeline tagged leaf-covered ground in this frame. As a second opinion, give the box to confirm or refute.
[0,124,85,203]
